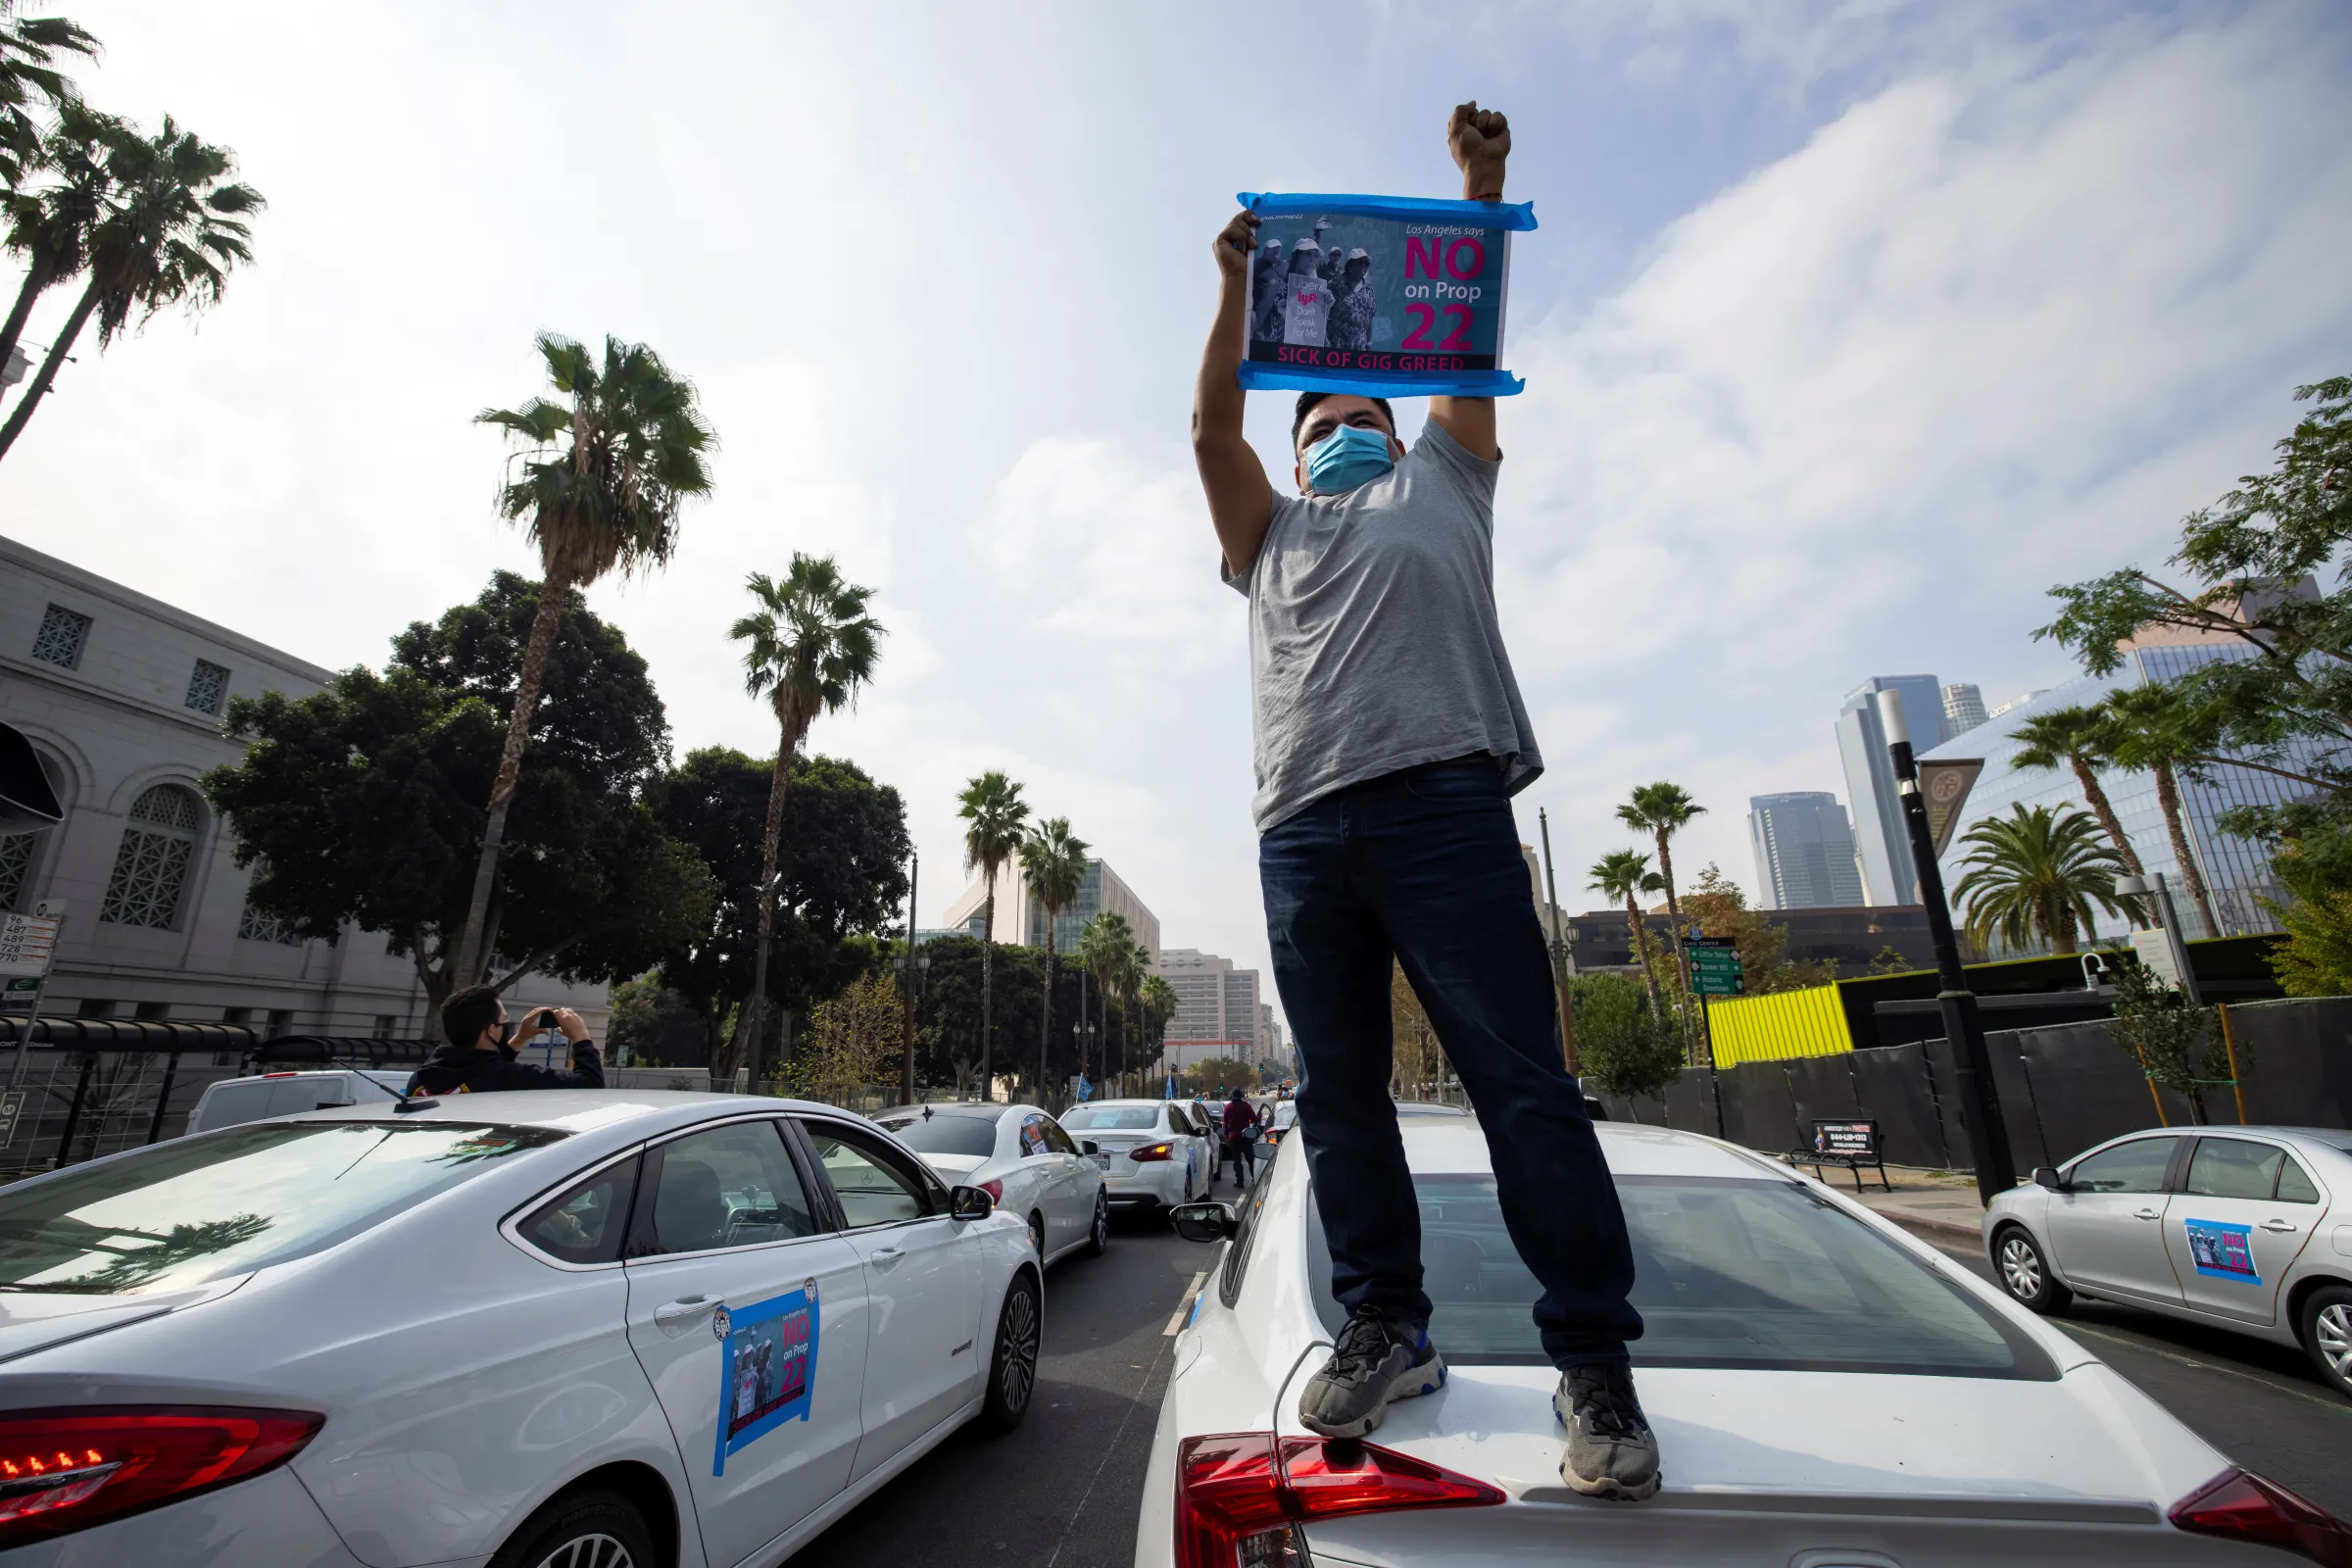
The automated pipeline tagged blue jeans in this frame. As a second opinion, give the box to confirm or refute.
[1259,756,1642,1368]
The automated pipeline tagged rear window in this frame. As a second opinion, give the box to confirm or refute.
[1062,1106,1159,1131]
[0,1122,567,1295]
[873,1111,1000,1157]
[1314,1175,2054,1379]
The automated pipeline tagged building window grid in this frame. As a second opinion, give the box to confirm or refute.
[237,901,304,946]
[184,659,230,715]
[0,832,33,912]
[100,784,202,929]
[29,604,90,668]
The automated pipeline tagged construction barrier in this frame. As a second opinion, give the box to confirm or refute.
[1706,983,1852,1065]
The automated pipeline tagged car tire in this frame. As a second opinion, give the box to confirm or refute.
[2298,1284,2352,1401]
[488,1488,654,1568]
[1992,1224,2072,1314]
[979,1271,1042,1434]
[1085,1191,1109,1257]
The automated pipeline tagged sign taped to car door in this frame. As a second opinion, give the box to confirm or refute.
[1236,191,1535,399]
[712,1278,820,1475]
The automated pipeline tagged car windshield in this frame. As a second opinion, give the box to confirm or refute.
[873,1112,1000,1157]
[1061,1106,1160,1131]
[1316,1174,2053,1378]
[0,1121,567,1296]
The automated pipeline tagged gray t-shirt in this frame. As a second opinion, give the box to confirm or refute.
[1223,418,1543,832]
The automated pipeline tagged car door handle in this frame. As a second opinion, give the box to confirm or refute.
[653,1296,718,1335]
[2134,1206,2163,1220]
[869,1245,906,1266]
[2260,1219,2301,1234]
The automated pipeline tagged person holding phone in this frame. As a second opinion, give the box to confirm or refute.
[406,984,606,1096]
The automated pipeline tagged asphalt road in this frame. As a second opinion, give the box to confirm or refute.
[785,1197,1215,1568]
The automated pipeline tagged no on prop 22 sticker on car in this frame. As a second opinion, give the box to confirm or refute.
[712,1277,820,1476]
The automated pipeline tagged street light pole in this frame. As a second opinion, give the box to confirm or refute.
[1538,808,1579,1075]
[900,851,919,1105]
[1877,690,2016,1202]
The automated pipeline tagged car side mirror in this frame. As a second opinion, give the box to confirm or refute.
[2032,1166,2065,1192]
[1169,1200,1237,1244]
[1081,1139,1101,1156]
[949,1184,996,1221]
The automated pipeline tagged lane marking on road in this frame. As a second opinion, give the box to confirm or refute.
[1045,1297,1182,1568]
[1164,1271,1207,1337]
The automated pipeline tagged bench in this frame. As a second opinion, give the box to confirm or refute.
[1788,1119,1890,1194]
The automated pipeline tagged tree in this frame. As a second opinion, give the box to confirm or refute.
[1678,862,1837,995]
[1076,911,1138,1087]
[0,112,264,462]
[1616,783,1705,1036]
[1951,803,2127,956]
[956,771,1028,1101]
[646,747,909,1068]
[1139,973,1177,1067]
[1588,849,1669,1021]
[1570,973,1681,1102]
[1018,817,1089,1093]
[2267,872,2352,997]
[452,332,714,989]
[2007,704,2153,923]
[1183,1057,1257,1098]
[725,557,884,1088]
[2107,957,2230,1122]
[205,579,713,1035]
[1391,960,1440,1101]
[2103,683,2226,938]
[0,98,115,388]
[605,975,706,1067]
[0,10,96,190]
[785,971,904,1104]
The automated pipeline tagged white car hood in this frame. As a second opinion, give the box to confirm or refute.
[0,1276,251,1367]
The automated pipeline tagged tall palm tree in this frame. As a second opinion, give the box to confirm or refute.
[2007,704,2152,925]
[0,10,98,190]
[451,333,714,986]
[2104,684,2226,939]
[1018,818,1090,1099]
[1952,803,2127,956]
[727,557,884,1088]
[957,772,1028,1102]
[1616,783,1705,1030]
[1116,935,1150,1079]
[1140,972,1177,1081]
[1077,911,1137,1084]
[0,113,264,463]
[0,99,118,386]
[1589,849,1670,1022]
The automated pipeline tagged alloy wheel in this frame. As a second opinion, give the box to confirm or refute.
[997,1285,1040,1413]
[1092,1196,1109,1250]
[1999,1235,2042,1300]
[2319,1301,2352,1383]
[532,1534,635,1568]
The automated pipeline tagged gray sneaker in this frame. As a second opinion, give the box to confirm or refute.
[1298,1308,1446,1439]
[1554,1363,1660,1500]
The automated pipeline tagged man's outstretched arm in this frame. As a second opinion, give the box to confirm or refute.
[1429,100,1508,462]
[1194,210,1276,577]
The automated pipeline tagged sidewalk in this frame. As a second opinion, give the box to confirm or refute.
[1775,1155,1988,1243]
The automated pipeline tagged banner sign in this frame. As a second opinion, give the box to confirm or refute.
[711,1281,819,1476]
[1919,760,1984,858]
[1810,1120,1879,1158]
[1237,191,1535,400]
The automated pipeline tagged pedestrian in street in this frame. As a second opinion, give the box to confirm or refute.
[1221,1087,1262,1188]
[1188,102,1656,1500]
[407,985,606,1096]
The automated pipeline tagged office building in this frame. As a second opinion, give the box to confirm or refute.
[1153,947,1261,1054]
[1747,792,1866,910]
[0,535,605,1036]
[1941,683,1988,738]
[941,857,1160,961]
[1835,674,1949,906]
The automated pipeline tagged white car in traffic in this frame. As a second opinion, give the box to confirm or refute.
[1060,1100,1216,1214]
[0,1090,1040,1567]
[1144,1114,2352,1566]
[183,1068,410,1135]
[869,1102,1109,1264]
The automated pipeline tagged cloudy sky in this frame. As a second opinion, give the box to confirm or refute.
[4,1,2349,1025]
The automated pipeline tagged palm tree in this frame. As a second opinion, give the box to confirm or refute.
[1115,935,1150,1081]
[0,10,98,189]
[2007,704,2152,925]
[451,333,714,987]
[1589,849,1670,1022]
[0,100,117,386]
[957,772,1028,1102]
[1077,911,1138,1085]
[2104,684,2226,939]
[1616,783,1705,1033]
[1018,818,1090,1099]
[0,113,265,463]
[1952,803,2127,956]
[1140,971,1177,1082]
[726,557,884,1088]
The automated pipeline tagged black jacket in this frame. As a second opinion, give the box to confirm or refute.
[406,1039,605,1097]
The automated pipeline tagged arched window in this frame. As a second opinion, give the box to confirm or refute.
[0,753,68,913]
[101,783,203,929]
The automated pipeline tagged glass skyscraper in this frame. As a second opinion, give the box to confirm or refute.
[1748,792,1867,909]
[1836,674,1950,906]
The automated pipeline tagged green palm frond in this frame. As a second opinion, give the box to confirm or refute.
[1018,817,1091,951]
[1951,803,2127,956]
[1616,781,1705,838]
[958,771,1029,887]
[0,12,100,187]
[2006,705,2123,775]
[729,555,885,746]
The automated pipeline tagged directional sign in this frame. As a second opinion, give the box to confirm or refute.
[0,912,59,978]
[1688,937,1743,996]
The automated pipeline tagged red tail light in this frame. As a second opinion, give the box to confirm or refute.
[978,1179,1004,1203]
[2171,1469,2352,1565]
[1175,1433,1502,1567]
[0,1407,324,1546]
[1130,1142,1176,1162]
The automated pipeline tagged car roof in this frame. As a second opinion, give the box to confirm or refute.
[873,1103,1007,1121]
[1402,1118,1784,1180]
[319,1089,852,1139]
[1072,1099,1175,1109]
[2075,1125,2352,1159]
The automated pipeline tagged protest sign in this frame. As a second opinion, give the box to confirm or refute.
[1236,191,1535,399]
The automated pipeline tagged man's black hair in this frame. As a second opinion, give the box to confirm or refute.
[442,983,503,1049]
[1292,391,1396,453]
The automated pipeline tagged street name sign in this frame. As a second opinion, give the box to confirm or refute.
[0,911,59,978]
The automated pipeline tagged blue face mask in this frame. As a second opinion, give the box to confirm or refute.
[1303,423,1396,495]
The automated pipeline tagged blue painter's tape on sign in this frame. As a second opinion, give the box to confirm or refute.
[712,1278,820,1476]
[2183,1218,2259,1284]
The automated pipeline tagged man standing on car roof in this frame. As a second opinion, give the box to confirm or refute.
[406,984,606,1096]
[1189,102,1656,1501]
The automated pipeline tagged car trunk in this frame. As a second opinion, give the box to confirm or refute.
[920,1153,990,1185]
[0,1277,250,1366]
[1292,1363,2236,1565]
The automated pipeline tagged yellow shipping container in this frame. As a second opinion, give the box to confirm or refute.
[1704,983,1853,1065]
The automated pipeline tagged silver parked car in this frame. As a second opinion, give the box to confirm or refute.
[1983,1124,2352,1398]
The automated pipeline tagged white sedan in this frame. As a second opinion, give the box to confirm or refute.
[1059,1100,1217,1214]
[869,1102,1109,1265]
[1144,1114,2352,1566]
[0,1090,1039,1567]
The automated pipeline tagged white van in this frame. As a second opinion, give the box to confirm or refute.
[183,1068,411,1136]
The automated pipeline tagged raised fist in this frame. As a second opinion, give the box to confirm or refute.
[1213,209,1259,280]
[1447,101,1510,196]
